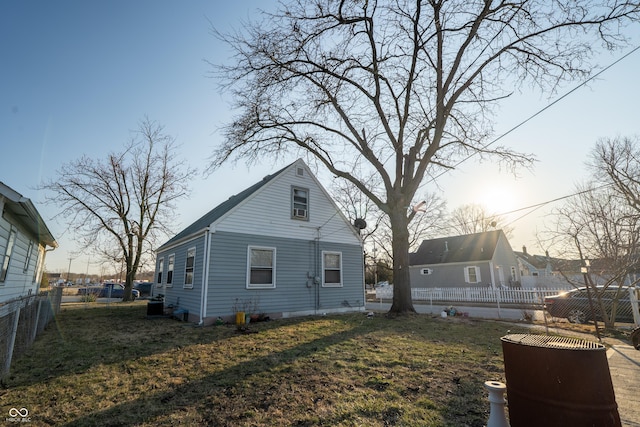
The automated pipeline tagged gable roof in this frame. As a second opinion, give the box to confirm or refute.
[0,182,57,248]
[409,230,505,266]
[157,161,295,251]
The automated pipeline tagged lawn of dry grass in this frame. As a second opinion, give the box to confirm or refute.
[0,302,536,426]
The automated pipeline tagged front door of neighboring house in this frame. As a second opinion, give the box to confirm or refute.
[498,266,505,287]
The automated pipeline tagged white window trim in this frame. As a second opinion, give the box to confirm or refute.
[0,227,17,283]
[184,247,196,289]
[246,246,276,289]
[291,186,309,220]
[23,240,34,273]
[322,251,343,287]
[464,266,481,284]
[156,257,164,287]
[33,246,44,283]
[166,254,175,287]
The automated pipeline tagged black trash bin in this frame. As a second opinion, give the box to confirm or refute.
[147,300,164,316]
[501,334,621,427]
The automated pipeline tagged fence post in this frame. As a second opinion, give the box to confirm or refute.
[31,298,43,344]
[3,304,21,378]
[495,287,502,319]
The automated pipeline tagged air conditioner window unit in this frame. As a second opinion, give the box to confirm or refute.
[294,208,307,218]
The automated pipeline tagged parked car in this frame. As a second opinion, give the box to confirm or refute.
[544,286,638,324]
[133,281,153,297]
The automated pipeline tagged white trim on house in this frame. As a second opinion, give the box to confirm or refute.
[246,245,277,289]
[322,250,343,287]
[464,266,481,284]
[184,247,196,289]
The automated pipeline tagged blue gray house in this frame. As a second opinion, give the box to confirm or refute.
[409,230,520,289]
[153,159,365,324]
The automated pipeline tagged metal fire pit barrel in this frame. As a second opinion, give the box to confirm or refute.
[501,334,621,427]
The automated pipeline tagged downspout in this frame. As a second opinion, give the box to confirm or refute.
[199,228,212,325]
[315,227,321,313]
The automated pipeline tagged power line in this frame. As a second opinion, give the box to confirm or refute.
[488,182,614,228]
[426,44,640,184]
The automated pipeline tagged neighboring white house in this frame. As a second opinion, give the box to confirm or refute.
[0,182,57,304]
[153,159,365,325]
[409,230,520,288]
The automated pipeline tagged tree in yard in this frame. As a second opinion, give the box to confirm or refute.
[547,180,640,330]
[448,203,514,238]
[546,137,640,330]
[209,0,639,314]
[41,118,197,300]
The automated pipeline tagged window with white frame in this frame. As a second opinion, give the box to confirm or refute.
[510,266,517,281]
[247,246,276,288]
[157,258,164,285]
[33,246,43,283]
[292,187,309,220]
[0,227,17,282]
[184,248,195,288]
[23,241,34,273]
[464,266,481,284]
[323,251,342,287]
[166,254,175,287]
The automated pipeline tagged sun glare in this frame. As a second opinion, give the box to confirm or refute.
[479,186,518,216]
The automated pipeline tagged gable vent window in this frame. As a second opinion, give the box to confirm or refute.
[292,187,309,220]
[296,167,305,177]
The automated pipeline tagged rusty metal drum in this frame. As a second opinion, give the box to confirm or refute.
[501,334,621,427]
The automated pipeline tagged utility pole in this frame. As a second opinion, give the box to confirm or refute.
[67,256,73,284]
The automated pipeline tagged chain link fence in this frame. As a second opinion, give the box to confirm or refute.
[0,287,62,378]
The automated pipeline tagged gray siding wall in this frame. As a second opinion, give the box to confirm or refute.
[0,205,44,303]
[205,231,364,319]
[491,237,520,285]
[410,262,493,288]
[155,234,206,317]
[156,231,364,321]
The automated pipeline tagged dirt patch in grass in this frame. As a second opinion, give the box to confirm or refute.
[0,303,530,426]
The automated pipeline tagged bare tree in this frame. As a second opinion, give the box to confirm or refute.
[41,118,197,300]
[548,180,640,329]
[209,0,639,314]
[448,203,514,238]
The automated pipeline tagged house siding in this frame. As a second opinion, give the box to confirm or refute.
[409,231,520,289]
[0,207,44,302]
[153,160,365,323]
[205,232,363,320]
[409,261,494,288]
[214,162,360,246]
[156,233,206,316]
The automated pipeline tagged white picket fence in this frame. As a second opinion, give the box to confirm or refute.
[375,286,569,305]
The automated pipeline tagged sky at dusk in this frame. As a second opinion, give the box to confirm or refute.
[2,1,640,276]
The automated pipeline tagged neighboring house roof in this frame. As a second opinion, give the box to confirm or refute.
[513,250,550,270]
[0,182,57,248]
[157,161,299,251]
[409,230,505,265]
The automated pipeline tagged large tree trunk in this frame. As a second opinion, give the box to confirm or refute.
[388,205,416,315]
